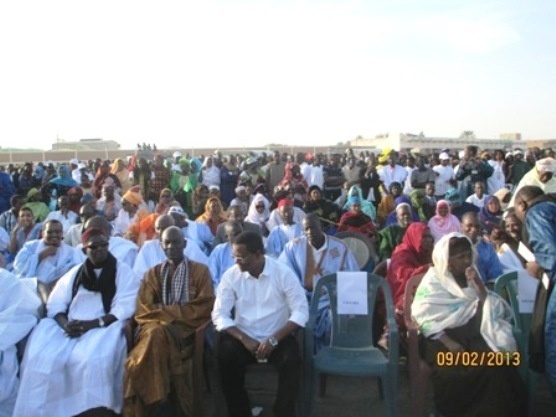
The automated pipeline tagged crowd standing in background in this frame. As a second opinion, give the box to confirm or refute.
[0,143,555,416]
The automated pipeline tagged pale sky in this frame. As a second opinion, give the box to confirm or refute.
[1,0,555,150]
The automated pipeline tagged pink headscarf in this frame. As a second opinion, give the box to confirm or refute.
[427,200,461,242]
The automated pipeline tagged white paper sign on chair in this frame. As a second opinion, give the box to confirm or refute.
[337,271,368,315]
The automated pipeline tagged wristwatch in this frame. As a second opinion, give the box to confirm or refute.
[268,336,279,347]
[98,317,106,328]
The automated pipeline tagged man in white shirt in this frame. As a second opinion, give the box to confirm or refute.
[308,155,325,190]
[433,153,454,198]
[133,214,208,280]
[70,158,81,185]
[212,231,309,417]
[45,196,79,236]
[378,152,408,190]
[63,203,97,247]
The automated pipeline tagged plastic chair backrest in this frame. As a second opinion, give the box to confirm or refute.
[311,272,395,349]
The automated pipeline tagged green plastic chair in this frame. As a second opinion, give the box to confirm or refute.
[494,271,539,417]
[304,273,399,417]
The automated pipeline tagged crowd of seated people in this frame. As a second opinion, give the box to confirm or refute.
[0,145,555,416]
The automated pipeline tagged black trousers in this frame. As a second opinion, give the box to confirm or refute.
[217,332,301,417]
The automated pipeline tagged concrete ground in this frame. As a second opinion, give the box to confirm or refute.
[203,358,556,416]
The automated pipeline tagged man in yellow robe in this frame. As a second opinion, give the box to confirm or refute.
[124,226,215,416]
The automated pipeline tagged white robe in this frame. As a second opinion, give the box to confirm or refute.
[13,240,79,284]
[13,261,140,416]
[0,270,41,417]
[44,210,79,235]
[267,207,306,231]
[133,238,209,280]
[208,242,235,288]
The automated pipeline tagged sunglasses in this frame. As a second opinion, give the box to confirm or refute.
[86,242,109,250]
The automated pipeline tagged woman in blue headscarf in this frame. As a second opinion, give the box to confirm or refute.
[42,164,78,210]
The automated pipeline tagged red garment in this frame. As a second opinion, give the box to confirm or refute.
[337,211,376,238]
[387,222,430,313]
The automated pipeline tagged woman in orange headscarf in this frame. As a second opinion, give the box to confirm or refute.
[196,196,227,236]
[110,158,131,193]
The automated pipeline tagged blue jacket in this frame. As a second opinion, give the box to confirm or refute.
[526,198,556,392]
[475,238,504,283]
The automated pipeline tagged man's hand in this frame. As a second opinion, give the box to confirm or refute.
[39,246,58,262]
[255,339,276,361]
[240,335,260,356]
[526,261,541,279]
[64,320,98,338]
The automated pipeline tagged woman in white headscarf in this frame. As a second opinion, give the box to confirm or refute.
[412,233,525,416]
[200,156,221,188]
[245,193,270,237]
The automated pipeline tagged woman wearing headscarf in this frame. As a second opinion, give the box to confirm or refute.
[303,185,340,233]
[245,193,271,237]
[376,181,402,226]
[410,188,434,222]
[337,196,376,238]
[170,159,196,216]
[428,200,461,242]
[113,189,149,238]
[280,163,308,194]
[195,196,227,236]
[154,188,179,215]
[200,156,221,188]
[110,158,131,193]
[24,188,50,222]
[479,195,503,234]
[133,157,152,201]
[386,223,433,328]
[412,233,526,417]
[92,161,121,199]
[44,165,78,209]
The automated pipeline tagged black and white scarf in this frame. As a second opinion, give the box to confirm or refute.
[161,259,189,305]
[71,252,117,314]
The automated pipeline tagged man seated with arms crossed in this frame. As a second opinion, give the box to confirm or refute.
[124,226,215,416]
[212,231,309,417]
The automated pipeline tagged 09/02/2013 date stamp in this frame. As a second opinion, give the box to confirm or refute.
[436,351,521,367]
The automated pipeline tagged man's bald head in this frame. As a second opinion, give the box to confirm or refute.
[514,185,545,223]
[84,216,111,237]
[155,214,175,239]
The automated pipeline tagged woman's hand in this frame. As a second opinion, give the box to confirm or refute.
[466,267,487,303]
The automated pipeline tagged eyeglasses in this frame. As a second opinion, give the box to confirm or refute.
[233,253,253,264]
[86,242,109,250]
